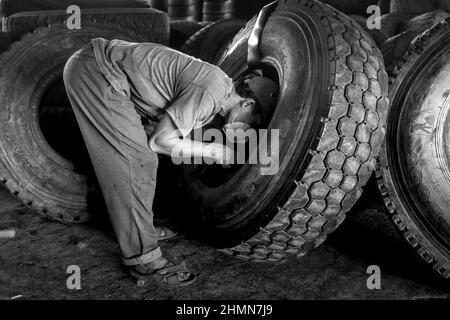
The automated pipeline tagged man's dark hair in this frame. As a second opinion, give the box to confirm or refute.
[234,74,258,101]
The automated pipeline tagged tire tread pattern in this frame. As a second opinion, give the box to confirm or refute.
[220,0,389,262]
[2,9,170,43]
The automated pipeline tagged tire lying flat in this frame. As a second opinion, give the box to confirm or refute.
[0,19,166,223]
[183,0,389,262]
[2,8,170,42]
[0,0,150,17]
[377,18,450,279]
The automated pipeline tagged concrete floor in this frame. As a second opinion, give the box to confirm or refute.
[0,178,448,300]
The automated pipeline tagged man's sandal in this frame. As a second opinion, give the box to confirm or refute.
[130,261,197,287]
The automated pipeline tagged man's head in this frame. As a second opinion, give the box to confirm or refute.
[223,75,278,137]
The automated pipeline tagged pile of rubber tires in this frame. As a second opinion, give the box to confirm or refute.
[0,0,448,281]
[167,0,202,21]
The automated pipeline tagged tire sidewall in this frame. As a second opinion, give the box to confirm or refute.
[183,6,332,246]
[0,24,147,222]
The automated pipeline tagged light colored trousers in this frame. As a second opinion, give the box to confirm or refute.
[63,44,162,266]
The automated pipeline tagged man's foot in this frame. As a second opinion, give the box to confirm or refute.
[155,226,179,241]
[130,256,197,287]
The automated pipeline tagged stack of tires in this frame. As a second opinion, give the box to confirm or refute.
[202,0,237,22]
[0,0,152,16]
[167,0,202,21]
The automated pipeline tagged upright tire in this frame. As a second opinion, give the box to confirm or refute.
[0,22,159,223]
[320,0,378,15]
[2,8,170,42]
[349,14,388,46]
[380,11,449,74]
[181,19,245,64]
[399,10,450,34]
[169,20,202,50]
[377,18,450,279]
[183,0,389,262]
[389,0,450,15]
[379,13,413,38]
[0,31,12,55]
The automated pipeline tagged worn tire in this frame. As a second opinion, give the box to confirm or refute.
[0,23,152,223]
[181,19,245,64]
[169,20,202,50]
[376,18,450,279]
[320,0,378,15]
[400,10,450,34]
[379,13,413,38]
[183,0,389,261]
[389,0,450,15]
[380,11,449,75]
[148,0,169,12]
[0,0,151,17]
[2,8,170,42]
[0,31,12,55]
[349,14,388,46]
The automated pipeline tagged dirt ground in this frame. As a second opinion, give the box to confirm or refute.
[0,178,448,300]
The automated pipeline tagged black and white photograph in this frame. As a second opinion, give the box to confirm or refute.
[0,0,448,305]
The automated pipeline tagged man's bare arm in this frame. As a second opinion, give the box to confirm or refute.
[148,114,232,163]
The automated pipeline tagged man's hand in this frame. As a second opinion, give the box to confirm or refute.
[149,114,235,166]
[210,144,235,166]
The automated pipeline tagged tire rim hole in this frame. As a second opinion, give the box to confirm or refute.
[38,77,93,176]
[195,66,280,188]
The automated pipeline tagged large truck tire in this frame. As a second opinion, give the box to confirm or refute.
[169,20,202,50]
[0,31,12,54]
[181,19,245,64]
[389,0,450,15]
[320,0,378,16]
[380,13,413,38]
[0,0,151,17]
[183,0,389,261]
[376,18,450,279]
[2,8,170,42]
[348,14,388,46]
[400,10,450,34]
[381,11,449,74]
[0,23,155,223]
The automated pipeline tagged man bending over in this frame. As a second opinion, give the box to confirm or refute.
[63,38,277,287]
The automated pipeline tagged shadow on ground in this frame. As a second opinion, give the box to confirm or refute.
[0,177,448,300]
